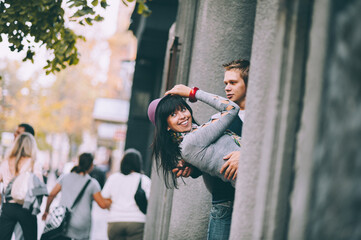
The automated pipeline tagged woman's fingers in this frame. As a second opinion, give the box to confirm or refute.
[165,84,192,97]
[182,167,191,177]
[177,159,185,168]
[172,167,184,177]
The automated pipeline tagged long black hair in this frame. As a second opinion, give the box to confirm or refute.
[152,95,194,188]
[71,153,94,174]
[120,148,143,175]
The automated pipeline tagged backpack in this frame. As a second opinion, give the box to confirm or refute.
[11,171,31,204]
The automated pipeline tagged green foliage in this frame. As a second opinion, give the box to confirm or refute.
[136,0,151,16]
[122,0,151,16]
[0,0,151,75]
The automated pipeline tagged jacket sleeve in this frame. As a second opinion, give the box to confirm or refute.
[184,90,240,147]
[23,174,48,215]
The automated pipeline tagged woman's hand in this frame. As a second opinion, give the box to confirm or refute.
[93,192,112,209]
[42,183,61,221]
[172,160,194,178]
[165,84,192,98]
[42,211,48,221]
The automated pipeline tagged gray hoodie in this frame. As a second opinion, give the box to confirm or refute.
[180,90,241,186]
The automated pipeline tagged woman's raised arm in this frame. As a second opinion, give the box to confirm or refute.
[183,89,240,147]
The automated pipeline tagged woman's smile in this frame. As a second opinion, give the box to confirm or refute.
[167,107,192,133]
[180,120,189,125]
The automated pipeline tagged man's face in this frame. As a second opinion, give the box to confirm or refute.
[223,69,246,106]
[14,126,25,139]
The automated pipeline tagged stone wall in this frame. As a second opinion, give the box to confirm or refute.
[144,0,361,239]
[230,0,281,238]
[307,0,361,239]
[168,1,257,239]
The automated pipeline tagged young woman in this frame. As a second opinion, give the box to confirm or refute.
[0,132,44,240]
[101,149,151,240]
[42,153,112,240]
[148,84,241,188]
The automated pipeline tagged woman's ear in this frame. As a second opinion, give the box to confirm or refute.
[167,127,170,131]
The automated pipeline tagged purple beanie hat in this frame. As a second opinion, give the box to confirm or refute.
[148,98,162,126]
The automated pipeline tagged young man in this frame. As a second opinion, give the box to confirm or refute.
[174,59,249,240]
[219,59,248,179]
[14,123,35,138]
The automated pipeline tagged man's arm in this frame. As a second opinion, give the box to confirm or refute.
[220,151,240,180]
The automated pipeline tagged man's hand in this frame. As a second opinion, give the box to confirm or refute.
[220,151,240,180]
[172,160,193,178]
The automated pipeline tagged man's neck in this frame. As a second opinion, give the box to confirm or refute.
[238,98,246,110]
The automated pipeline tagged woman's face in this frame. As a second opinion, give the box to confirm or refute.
[167,106,192,133]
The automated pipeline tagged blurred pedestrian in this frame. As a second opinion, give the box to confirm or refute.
[89,164,106,189]
[14,123,35,138]
[101,149,151,240]
[0,132,45,240]
[42,153,112,240]
[12,123,37,240]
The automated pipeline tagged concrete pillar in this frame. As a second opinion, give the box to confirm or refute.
[304,0,361,239]
[183,0,256,239]
[229,0,281,239]
[143,24,176,240]
[231,0,361,239]
[146,0,257,239]
[231,0,314,239]
[168,1,212,240]
[145,1,207,239]
[287,0,330,238]
[188,0,256,113]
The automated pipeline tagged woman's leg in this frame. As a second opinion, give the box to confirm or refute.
[108,222,126,240]
[126,222,145,240]
[16,204,37,240]
[0,203,20,240]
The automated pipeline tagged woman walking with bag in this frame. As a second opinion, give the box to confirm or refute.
[101,149,151,240]
[42,153,112,240]
[0,132,45,240]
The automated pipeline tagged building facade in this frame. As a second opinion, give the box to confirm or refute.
[126,0,361,239]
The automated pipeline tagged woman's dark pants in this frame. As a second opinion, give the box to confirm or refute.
[0,203,37,240]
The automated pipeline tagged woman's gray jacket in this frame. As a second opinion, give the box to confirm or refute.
[180,90,241,186]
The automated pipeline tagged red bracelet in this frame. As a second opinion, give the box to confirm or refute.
[189,87,199,102]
